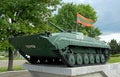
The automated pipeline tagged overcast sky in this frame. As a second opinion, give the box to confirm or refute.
[63,0,120,42]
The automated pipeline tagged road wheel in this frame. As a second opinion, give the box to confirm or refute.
[76,54,83,65]
[95,54,100,64]
[67,54,75,66]
[100,54,106,63]
[83,54,89,64]
[89,54,95,64]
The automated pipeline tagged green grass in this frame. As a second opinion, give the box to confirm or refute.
[0,57,8,60]
[0,65,23,72]
[107,54,120,63]
[110,54,120,57]
[108,56,120,63]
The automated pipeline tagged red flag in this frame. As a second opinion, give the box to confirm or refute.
[76,13,94,27]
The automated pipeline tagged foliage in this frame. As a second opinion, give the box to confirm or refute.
[109,39,118,50]
[109,39,120,54]
[0,0,61,24]
[53,3,101,37]
[0,0,61,51]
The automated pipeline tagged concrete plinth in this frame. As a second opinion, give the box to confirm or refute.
[23,63,120,77]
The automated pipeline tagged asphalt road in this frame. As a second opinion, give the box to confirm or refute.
[0,60,26,68]
[0,70,32,77]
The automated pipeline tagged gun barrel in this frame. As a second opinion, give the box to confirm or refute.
[49,22,65,32]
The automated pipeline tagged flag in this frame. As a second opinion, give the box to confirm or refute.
[76,13,94,27]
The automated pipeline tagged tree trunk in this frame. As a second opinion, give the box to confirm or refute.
[8,47,13,71]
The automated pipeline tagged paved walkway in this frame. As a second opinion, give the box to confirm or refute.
[0,60,26,68]
[0,70,32,77]
[0,60,30,77]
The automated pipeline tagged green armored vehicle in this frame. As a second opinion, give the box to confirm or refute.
[9,22,110,67]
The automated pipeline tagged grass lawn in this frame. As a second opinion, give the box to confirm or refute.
[0,65,23,72]
[108,55,120,63]
[0,57,8,60]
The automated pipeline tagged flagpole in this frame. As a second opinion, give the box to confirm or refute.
[76,13,78,32]
[76,22,78,32]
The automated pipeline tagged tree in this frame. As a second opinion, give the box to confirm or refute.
[117,42,120,52]
[0,0,61,36]
[53,3,101,37]
[0,0,61,71]
[109,39,119,54]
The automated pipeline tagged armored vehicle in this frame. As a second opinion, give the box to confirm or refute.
[9,22,110,67]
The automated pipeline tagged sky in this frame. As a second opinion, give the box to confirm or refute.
[62,0,120,42]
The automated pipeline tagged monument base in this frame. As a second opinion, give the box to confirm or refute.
[23,63,120,77]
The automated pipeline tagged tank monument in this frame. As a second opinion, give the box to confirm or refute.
[8,14,120,77]
[9,22,110,67]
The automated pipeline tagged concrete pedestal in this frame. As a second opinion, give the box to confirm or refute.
[23,63,120,77]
